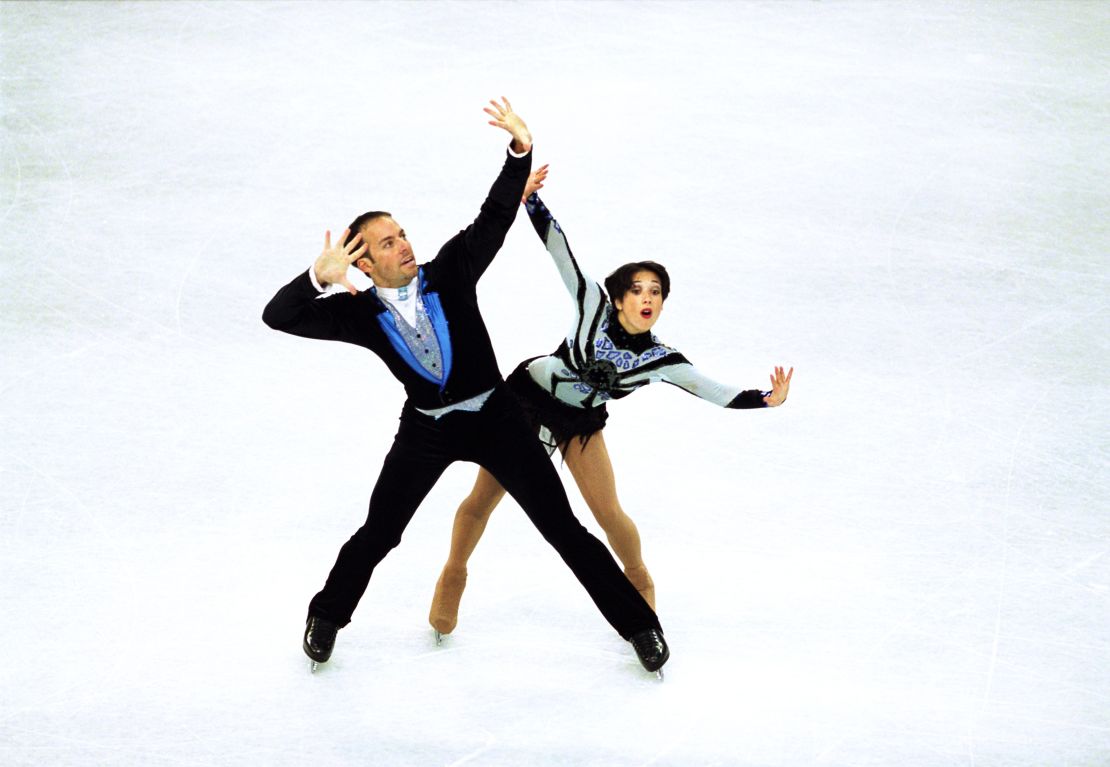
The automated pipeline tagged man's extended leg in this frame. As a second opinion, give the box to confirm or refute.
[462,388,661,640]
[308,408,452,627]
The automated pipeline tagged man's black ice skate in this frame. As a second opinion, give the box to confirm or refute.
[303,616,337,673]
[630,628,669,679]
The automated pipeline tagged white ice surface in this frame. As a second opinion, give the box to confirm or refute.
[2,1,1108,765]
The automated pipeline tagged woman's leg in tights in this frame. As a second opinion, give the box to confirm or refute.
[561,431,656,609]
[428,467,507,634]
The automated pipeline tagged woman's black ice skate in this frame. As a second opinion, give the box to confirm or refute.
[303,616,338,673]
[630,628,669,679]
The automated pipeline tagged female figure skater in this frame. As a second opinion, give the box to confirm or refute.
[429,167,793,637]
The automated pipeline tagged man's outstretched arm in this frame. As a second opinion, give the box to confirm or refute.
[486,96,532,155]
[261,228,366,340]
[451,97,534,281]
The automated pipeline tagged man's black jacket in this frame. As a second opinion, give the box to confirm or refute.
[263,149,531,410]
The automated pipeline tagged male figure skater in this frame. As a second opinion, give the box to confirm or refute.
[262,98,668,674]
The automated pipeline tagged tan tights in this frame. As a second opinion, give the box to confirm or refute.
[429,431,654,634]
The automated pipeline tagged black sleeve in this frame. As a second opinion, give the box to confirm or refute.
[440,147,532,285]
[262,269,355,343]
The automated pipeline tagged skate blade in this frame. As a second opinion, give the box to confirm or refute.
[310,660,319,674]
[655,669,664,682]
[433,630,444,646]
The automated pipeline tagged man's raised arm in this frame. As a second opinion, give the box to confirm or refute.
[453,98,534,279]
[261,228,366,341]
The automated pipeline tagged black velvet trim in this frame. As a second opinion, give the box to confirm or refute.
[603,305,655,354]
[726,389,769,409]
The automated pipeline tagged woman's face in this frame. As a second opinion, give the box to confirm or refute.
[613,270,665,334]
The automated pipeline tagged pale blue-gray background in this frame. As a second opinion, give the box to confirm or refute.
[2,1,1107,765]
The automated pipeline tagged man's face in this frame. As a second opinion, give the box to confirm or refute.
[354,216,418,288]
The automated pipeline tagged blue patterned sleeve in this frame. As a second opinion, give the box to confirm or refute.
[524,193,607,307]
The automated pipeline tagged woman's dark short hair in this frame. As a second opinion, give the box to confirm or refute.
[604,261,671,306]
[345,210,393,262]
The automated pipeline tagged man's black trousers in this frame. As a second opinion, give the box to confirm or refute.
[307,383,662,640]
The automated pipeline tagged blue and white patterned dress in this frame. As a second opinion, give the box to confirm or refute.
[517,193,768,420]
